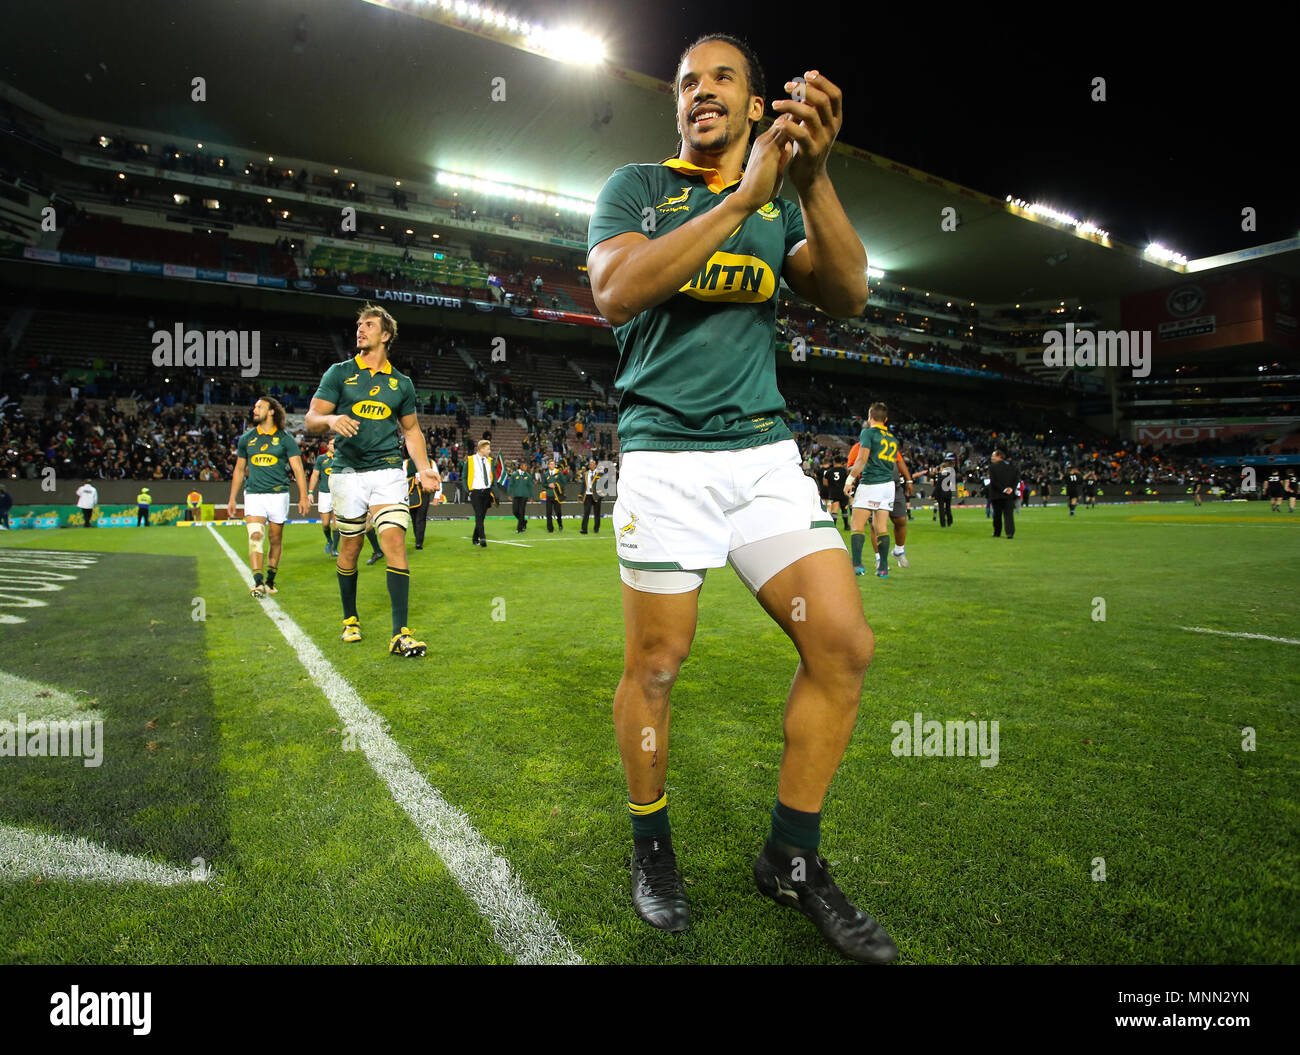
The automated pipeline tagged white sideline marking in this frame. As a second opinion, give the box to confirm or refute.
[1181,626,1300,646]
[205,525,581,965]
[459,537,531,548]
[0,824,202,886]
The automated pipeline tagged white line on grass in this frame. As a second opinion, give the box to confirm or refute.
[459,537,532,548]
[205,525,581,965]
[0,824,203,885]
[1181,626,1300,645]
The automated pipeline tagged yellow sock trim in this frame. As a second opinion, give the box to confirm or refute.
[628,794,667,817]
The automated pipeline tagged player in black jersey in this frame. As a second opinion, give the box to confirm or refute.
[1192,470,1204,506]
[1266,469,1286,511]
[1084,471,1098,509]
[1065,465,1081,516]
[1285,469,1297,512]
[824,453,850,531]
[1037,473,1050,507]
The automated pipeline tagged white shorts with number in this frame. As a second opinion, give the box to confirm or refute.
[329,468,407,520]
[852,481,896,511]
[613,439,844,595]
[244,492,291,523]
[317,492,333,515]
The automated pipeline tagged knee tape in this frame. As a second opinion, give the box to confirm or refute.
[372,504,411,535]
[334,512,369,537]
[246,521,265,552]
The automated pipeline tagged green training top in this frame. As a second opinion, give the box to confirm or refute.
[857,423,899,486]
[236,426,301,495]
[587,158,807,452]
[315,452,335,494]
[312,354,416,472]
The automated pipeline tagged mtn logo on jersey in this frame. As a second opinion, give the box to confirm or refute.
[680,251,775,303]
[250,453,278,467]
[352,400,393,420]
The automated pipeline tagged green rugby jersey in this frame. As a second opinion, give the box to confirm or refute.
[312,354,416,472]
[858,424,900,485]
[236,426,301,494]
[315,452,335,494]
[587,158,807,452]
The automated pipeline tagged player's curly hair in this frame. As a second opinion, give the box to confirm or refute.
[357,302,398,349]
[675,33,767,153]
[260,396,286,431]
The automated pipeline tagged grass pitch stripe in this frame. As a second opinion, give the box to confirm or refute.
[1180,626,1300,645]
[0,824,202,886]
[204,525,581,965]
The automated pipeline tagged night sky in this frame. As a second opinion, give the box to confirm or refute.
[519,0,1296,261]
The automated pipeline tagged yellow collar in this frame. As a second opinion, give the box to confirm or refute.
[256,423,276,435]
[354,353,393,375]
[662,157,741,195]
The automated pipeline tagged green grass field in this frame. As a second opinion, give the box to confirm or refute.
[1,500,1297,964]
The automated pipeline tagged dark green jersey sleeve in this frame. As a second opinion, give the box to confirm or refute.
[780,196,807,257]
[283,431,301,459]
[313,364,342,407]
[397,378,416,418]
[236,431,251,460]
[587,165,651,253]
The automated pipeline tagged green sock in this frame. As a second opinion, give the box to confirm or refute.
[387,567,410,634]
[331,529,340,550]
[266,565,277,587]
[337,566,358,620]
[850,532,865,566]
[769,799,821,855]
[322,525,331,543]
[877,535,889,569]
[253,571,264,586]
[366,527,380,554]
[629,794,670,839]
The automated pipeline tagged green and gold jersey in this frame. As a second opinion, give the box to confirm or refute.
[858,424,899,485]
[312,354,416,472]
[236,426,301,494]
[587,159,807,452]
[315,452,335,494]
[509,469,534,499]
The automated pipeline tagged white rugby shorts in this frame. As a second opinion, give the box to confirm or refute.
[612,439,845,595]
[852,480,896,511]
[317,492,333,514]
[329,467,407,520]
[243,492,291,523]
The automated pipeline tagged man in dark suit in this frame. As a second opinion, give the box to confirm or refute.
[467,438,495,547]
[989,449,1017,539]
[580,457,603,534]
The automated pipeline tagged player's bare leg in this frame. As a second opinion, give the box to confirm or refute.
[891,514,908,568]
[756,548,870,811]
[246,515,268,597]
[264,521,284,593]
[614,583,699,932]
[751,546,896,963]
